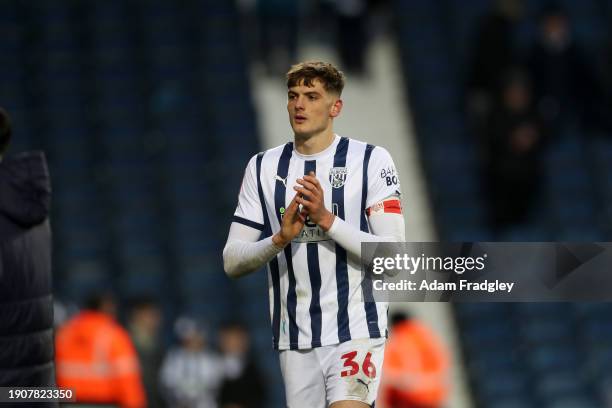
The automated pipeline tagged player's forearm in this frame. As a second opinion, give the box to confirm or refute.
[327,213,405,259]
[223,236,283,278]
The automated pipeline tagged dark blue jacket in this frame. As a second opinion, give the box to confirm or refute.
[0,151,56,401]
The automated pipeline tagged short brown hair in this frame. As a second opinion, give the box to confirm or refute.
[0,107,12,156]
[286,61,345,96]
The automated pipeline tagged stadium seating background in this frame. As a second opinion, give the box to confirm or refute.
[394,0,612,407]
[0,0,285,405]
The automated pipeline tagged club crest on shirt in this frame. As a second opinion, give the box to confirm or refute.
[329,167,347,189]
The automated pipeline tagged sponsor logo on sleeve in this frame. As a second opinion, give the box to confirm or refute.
[380,166,398,186]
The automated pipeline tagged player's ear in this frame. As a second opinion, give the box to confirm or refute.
[330,98,343,118]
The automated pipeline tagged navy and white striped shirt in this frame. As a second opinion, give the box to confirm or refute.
[233,135,400,350]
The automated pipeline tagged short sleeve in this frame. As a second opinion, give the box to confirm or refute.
[233,154,265,231]
[366,146,402,209]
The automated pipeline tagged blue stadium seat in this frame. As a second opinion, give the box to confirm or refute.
[486,398,537,408]
[478,370,530,400]
[545,398,600,408]
[538,372,596,408]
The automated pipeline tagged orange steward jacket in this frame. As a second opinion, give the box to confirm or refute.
[380,320,449,408]
[55,311,146,408]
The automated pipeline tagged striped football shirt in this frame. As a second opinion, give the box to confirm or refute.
[233,135,401,350]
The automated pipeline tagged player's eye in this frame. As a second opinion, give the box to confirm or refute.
[308,95,317,101]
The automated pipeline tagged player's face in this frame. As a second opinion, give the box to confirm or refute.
[287,79,341,138]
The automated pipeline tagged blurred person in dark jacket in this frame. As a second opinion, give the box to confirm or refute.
[128,297,166,408]
[467,0,524,128]
[257,0,299,75]
[601,38,612,132]
[218,321,267,408]
[527,5,600,132]
[484,70,546,231]
[0,107,57,407]
[334,0,369,75]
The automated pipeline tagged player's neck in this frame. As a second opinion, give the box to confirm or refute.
[294,129,335,156]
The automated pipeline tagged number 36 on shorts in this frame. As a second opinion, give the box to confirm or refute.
[340,350,377,378]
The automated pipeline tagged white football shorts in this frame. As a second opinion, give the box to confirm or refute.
[279,337,386,407]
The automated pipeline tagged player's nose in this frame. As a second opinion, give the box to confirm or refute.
[294,95,305,110]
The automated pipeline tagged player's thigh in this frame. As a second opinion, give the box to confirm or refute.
[279,349,327,408]
[329,400,371,408]
[321,338,386,407]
